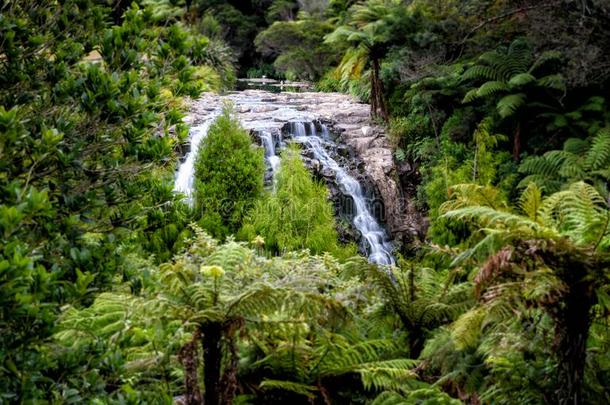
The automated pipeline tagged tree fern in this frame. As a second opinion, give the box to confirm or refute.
[519,126,610,195]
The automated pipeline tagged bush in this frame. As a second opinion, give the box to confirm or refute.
[194,105,265,238]
[240,145,355,258]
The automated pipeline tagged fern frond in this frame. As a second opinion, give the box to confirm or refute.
[585,127,610,171]
[508,72,535,88]
[451,307,486,350]
[476,81,508,99]
[462,65,498,81]
[529,50,563,74]
[518,182,543,223]
[259,380,318,398]
[496,93,525,118]
[540,182,609,245]
[441,184,508,213]
[563,138,589,155]
[357,359,418,392]
[537,74,566,94]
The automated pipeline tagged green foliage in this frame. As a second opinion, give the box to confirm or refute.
[440,181,610,403]
[519,126,610,196]
[194,105,265,239]
[240,145,355,258]
[0,0,230,400]
[255,18,339,80]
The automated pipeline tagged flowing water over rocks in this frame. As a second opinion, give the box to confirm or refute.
[176,90,424,264]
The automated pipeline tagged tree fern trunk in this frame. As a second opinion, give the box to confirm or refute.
[513,121,521,160]
[554,278,593,405]
[371,58,389,123]
[202,322,223,405]
[179,331,202,405]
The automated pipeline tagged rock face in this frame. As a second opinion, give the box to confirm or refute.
[188,90,424,248]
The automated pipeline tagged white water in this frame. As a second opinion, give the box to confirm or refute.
[172,94,395,266]
[260,130,281,176]
[293,127,394,266]
[173,117,216,206]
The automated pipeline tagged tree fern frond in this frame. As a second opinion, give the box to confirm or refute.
[496,93,525,118]
[537,74,566,94]
[462,88,480,103]
[371,391,410,405]
[451,307,486,350]
[563,138,589,155]
[476,81,508,99]
[441,184,508,213]
[529,50,563,74]
[508,72,536,88]
[461,65,498,82]
[259,380,318,398]
[584,127,610,171]
[518,182,543,223]
[357,359,418,392]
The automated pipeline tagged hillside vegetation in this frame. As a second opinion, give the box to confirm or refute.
[1,1,609,404]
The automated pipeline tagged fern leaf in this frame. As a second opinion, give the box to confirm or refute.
[537,74,566,93]
[518,182,543,222]
[508,73,535,88]
[496,93,525,118]
[476,81,508,98]
[585,127,610,171]
[462,65,498,81]
[259,380,318,398]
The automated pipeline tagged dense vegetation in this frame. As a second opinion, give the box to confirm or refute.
[1,0,609,404]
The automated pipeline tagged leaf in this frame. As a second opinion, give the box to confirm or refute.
[508,73,535,88]
[496,93,526,118]
[259,380,318,398]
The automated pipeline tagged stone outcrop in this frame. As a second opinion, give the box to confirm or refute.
[188,90,425,248]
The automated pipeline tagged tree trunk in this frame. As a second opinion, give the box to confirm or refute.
[513,121,521,160]
[179,331,202,405]
[554,278,594,405]
[371,58,389,123]
[202,322,223,405]
[111,0,130,25]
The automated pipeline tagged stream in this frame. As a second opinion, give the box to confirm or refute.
[174,90,395,266]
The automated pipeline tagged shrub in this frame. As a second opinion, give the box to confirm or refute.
[240,145,355,258]
[194,105,265,238]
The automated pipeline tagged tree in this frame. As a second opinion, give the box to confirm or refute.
[519,126,610,196]
[0,2,223,399]
[255,17,339,80]
[240,145,351,257]
[442,182,610,404]
[370,262,472,358]
[325,0,418,122]
[194,105,265,238]
[461,39,566,158]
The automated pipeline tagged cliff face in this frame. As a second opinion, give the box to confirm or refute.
[314,95,426,248]
[188,90,426,249]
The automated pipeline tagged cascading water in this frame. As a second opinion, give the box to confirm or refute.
[259,130,281,177]
[292,125,395,266]
[174,91,396,266]
[173,116,216,206]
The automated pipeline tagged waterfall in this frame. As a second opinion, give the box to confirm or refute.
[173,117,215,206]
[259,130,281,183]
[308,122,317,137]
[293,128,394,266]
[174,92,396,266]
[293,122,307,137]
[321,124,330,140]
